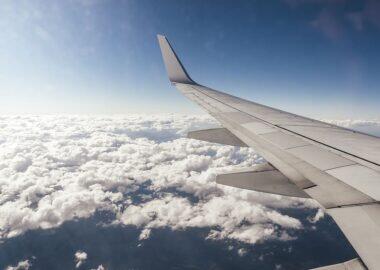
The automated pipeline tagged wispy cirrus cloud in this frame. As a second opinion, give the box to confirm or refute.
[311,8,343,41]
[284,0,380,41]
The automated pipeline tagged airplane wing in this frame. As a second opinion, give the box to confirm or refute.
[157,35,380,270]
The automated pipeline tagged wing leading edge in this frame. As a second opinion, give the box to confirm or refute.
[157,34,380,270]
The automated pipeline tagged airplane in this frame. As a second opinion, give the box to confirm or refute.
[157,34,380,270]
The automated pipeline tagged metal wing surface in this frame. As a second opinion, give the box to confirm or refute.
[157,34,380,270]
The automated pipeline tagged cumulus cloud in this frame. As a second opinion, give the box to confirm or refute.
[5,260,31,270]
[0,114,324,246]
[120,194,303,244]
[74,250,88,268]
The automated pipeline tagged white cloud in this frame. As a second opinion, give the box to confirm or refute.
[10,155,32,172]
[0,114,328,245]
[322,119,380,128]
[90,265,105,270]
[75,250,88,268]
[5,260,31,270]
[138,228,151,241]
[120,194,303,244]
[237,248,247,257]
[308,209,325,223]
[322,119,380,137]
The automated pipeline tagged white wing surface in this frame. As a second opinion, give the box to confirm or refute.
[157,35,380,270]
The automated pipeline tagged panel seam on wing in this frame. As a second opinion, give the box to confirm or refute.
[190,85,380,168]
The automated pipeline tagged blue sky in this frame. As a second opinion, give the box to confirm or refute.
[0,0,379,118]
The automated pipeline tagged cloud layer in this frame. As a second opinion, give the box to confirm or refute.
[0,114,322,246]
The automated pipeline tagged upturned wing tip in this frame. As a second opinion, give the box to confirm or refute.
[157,34,195,85]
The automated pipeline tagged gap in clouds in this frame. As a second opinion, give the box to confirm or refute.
[0,209,354,270]
[0,114,369,269]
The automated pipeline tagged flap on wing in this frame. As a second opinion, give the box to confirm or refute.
[216,163,309,198]
[327,204,380,269]
[310,258,366,270]
[187,128,247,147]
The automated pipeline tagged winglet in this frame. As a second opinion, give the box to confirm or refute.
[157,34,195,85]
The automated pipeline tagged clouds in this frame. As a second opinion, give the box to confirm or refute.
[75,251,87,268]
[90,265,105,270]
[119,194,302,244]
[0,114,321,247]
[323,119,380,136]
[5,260,31,270]
[311,8,343,41]
[284,0,380,41]
[309,209,325,224]
[323,118,380,128]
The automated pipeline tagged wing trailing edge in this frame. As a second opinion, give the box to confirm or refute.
[187,128,247,147]
[310,258,366,270]
[216,163,310,198]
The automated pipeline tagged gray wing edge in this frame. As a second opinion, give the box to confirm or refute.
[310,258,365,270]
[157,35,195,85]
[187,127,247,147]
